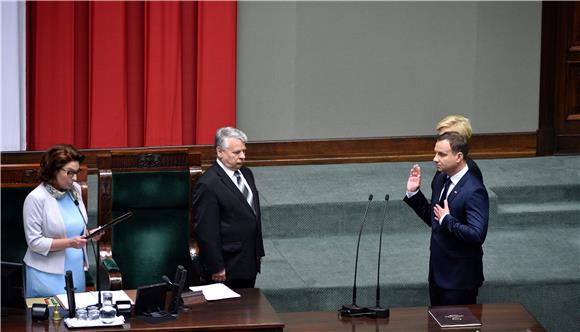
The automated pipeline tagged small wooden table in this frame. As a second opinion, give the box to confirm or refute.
[1,288,284,332]
[279,302,546,332]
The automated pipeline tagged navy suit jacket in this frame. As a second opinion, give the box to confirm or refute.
[404,170,489,290]
[192,163,265,280]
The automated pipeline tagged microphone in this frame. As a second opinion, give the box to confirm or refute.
[161,275,174,286]
[168,266,188,314]
[339,194,373,317]
[367,194,390,318]
[65,270,76,318]
[70,191,102,308]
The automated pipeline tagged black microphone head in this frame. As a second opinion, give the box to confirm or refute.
[65,270,74,288]
[68,191,80,206]
[384,194,390,201]
[368,194,374,200]
[161,275,173,285]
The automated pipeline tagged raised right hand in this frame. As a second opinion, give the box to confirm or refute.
[406,164,422,192]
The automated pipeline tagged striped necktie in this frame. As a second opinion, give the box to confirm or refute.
[234,171,252,208]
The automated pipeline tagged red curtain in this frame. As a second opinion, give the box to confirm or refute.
[26,1,236,150]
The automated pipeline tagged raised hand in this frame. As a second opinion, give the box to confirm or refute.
[407,164,422,192]
[88,228,105,241]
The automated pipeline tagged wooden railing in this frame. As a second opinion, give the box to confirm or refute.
[1,133,537,172]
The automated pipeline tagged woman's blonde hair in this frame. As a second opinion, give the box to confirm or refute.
[436,115,472,140]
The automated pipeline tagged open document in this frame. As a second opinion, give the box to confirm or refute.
[189,283,240,301]
[56,290,133,309]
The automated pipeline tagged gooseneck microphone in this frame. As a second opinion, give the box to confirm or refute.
[165,265,188,314]
[71,191,102,308]
[161,275,174,286]
[367,194,390,318]
[340,194,373,317]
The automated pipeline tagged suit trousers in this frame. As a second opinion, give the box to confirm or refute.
[429,282,478,306]
[224,277,256,289]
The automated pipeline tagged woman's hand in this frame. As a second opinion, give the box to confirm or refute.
[69,236,87,249]
[88,228,105,241]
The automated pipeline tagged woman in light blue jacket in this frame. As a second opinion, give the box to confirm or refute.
[23,144,102,297]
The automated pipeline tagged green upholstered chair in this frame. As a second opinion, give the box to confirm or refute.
[96,149,202,290]
[1,164,91,284]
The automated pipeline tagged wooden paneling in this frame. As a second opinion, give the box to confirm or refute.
[0,289,284,332]
[537,2,558,156]
[538,1,580,154]
[1,164,89,205]
[1,133,536,172]
[569,2,580,51]
[280,303,545,332]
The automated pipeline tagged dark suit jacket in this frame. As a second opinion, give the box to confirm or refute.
[404,170,489,290]
[192,163,265,281]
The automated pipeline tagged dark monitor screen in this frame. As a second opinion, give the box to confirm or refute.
[134,282,168,315]
[1,261,26,310]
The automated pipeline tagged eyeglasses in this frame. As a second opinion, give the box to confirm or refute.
[61,168,80,178]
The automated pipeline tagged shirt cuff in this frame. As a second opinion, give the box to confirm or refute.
[439,212,449,225]
[406,190,419,198]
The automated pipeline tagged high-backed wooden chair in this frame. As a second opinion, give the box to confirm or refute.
[96,149,203,290]
[1,164,89,264]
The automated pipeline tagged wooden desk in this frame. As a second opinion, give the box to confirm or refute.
[1,288,284,332]
[280,303,546,332]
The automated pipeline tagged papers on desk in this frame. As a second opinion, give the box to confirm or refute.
[64,315,125,328]
[189,283,240,301]
[56,290,133,309]
[26,297,58,308]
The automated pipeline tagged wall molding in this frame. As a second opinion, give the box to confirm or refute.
[1,133,537,172]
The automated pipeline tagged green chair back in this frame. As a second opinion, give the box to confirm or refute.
[111,171,191,289]
[1,186,33,263]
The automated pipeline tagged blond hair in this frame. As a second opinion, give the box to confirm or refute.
[436,115,472,140]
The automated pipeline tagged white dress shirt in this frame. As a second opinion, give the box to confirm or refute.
[216,159,254,206]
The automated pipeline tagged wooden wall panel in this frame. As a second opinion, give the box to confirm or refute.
[539,1,580,154]
[1,133,536,172]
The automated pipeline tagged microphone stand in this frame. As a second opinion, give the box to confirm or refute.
[340,194,373,317]
[72,193,101,308]
[163,265,188,315]
[94,239,102,308]
[367,194,390,318]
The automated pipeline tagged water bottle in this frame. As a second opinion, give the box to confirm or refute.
[99,292,117,324]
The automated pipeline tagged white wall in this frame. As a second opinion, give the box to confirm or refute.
[1,1,26,151]
[236,1,542,141]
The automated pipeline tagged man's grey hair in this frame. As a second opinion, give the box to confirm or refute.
[215,127,248,149]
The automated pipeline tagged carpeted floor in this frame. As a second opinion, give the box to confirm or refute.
[250,156,580,332]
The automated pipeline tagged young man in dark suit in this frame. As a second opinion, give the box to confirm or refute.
[193,127,264,288]
[404,132,489,306]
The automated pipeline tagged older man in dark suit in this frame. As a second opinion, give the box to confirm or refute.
[404,132,489,306]
[193,127,264,288]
